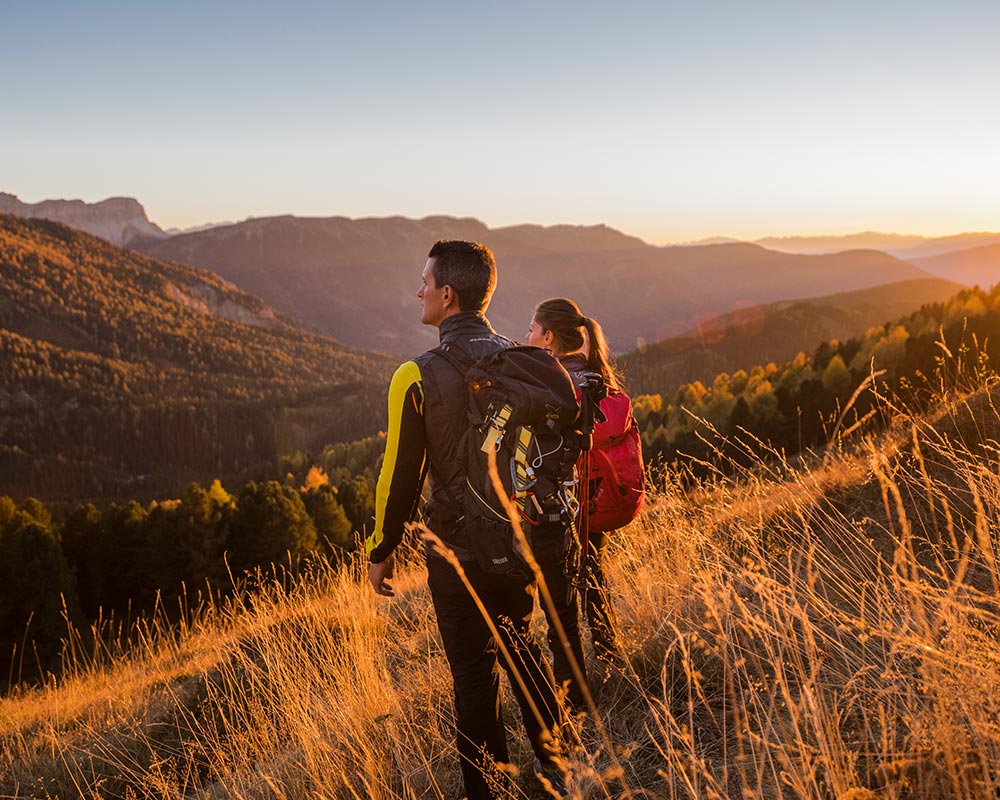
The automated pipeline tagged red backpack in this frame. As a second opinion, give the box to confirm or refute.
[585,389,645,532]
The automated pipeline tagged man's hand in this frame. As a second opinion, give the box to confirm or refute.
[368,554,396,597]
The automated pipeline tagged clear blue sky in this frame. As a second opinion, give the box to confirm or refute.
[2,0,998,242]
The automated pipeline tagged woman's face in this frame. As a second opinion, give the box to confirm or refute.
[526,318,555,352]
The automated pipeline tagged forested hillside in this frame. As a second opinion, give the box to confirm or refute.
[632,284,1000,472]
[0,214,394,502]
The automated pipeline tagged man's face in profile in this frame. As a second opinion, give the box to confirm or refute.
[418,258,447,327]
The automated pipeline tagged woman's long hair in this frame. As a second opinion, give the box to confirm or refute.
[533,297,623,392]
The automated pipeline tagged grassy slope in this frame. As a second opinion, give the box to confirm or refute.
[3,381,1000,798]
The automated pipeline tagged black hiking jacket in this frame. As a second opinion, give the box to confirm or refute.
[365,312,513,564]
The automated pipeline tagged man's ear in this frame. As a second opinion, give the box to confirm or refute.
[443,285,456,309]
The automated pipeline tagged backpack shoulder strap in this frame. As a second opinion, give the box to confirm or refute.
[430,344,475,376]
[422,344,474,518]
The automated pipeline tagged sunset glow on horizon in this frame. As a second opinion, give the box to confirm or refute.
[2,0,998,244]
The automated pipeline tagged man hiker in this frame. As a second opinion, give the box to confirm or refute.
[365,240,567,799]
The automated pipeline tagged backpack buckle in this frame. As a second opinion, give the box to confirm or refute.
[482,425,504,452]
[480,402,514,454]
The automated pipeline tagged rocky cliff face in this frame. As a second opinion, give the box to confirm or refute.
[0,193,168,247]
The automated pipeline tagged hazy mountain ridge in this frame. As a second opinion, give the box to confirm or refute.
[751,230,1000,259]
[892,233,1000,260]
[621,277,965,395]
[490,222,649,253]
[9,189,997,264]
[7,192,987,354]
[164,220,236,235]
[492,243,933,350]
[134,216,934,354]
[0,192,168,247]
[913,243,1000,289]
[752,231,927,254]
[0,214,394,501]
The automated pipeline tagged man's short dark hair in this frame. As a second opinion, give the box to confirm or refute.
[428,240,497,313]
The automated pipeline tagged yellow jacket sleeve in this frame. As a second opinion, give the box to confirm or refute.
[365,361,426,562]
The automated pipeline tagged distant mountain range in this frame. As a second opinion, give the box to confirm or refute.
[0,193,168,247]
[752,231,1000,259]
[7,190,997,259]
[164,220,236,235]
[0,214,393,501]
[134,215,934,354]
[5,190,997,354]
[622,277,965,395]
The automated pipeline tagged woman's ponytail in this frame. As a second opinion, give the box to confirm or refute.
[581,315,622,392]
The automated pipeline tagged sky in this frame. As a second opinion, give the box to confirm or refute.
[2,0,999,244]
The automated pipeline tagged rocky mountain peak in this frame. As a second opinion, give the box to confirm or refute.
[0,192,169,247]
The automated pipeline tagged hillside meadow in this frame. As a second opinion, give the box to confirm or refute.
[2,376,1000,799]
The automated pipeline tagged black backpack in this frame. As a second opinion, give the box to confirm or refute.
[432,344,582,577]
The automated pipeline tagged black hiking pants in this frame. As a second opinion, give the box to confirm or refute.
[534,529,588,709]
[539,528,621,708]
[427,553,562,800]
[582,529,621,661]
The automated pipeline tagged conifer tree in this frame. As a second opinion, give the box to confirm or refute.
[822,354,852,396]
[302,484,353,551]
[0,510,80,673]
[227,481,317,574]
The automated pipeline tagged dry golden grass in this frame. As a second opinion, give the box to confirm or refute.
[3,382,1000,799]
